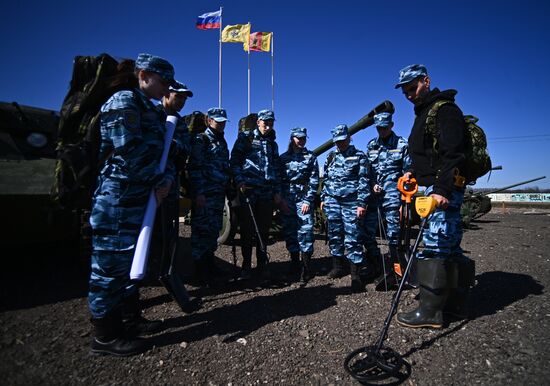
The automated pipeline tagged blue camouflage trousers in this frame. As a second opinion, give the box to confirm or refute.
[191,192,225,260]
[324,195,363,264]
[281,193,315,254]
[418,186,466,261]
[88,178,148,318]
[89,249,138,318]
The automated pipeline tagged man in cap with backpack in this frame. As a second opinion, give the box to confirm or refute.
[88,53,176,356]
[395,64,475,329]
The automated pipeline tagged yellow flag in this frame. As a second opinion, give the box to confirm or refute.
[244,32,272,52]
[221,24,251,43]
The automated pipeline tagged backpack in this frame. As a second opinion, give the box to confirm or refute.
[239,113,258,132]
[425,100,492,184]
[184,111,207,134]
[51,53,137,209]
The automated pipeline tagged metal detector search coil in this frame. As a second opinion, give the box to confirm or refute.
[344,192,437,384]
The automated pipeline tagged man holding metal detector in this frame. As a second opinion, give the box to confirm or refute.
[395,64,475,329]
[230,109,288,281]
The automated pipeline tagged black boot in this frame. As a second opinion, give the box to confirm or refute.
[121,292,164,337]
[374,249,399,291]
[350,261,367,293]
[396,258,448,329]
[256,248,270,281]
[300,252,312,283]
[90,310,150,357]
[288,251,301,276]
[205,250,226,277]
[240,246,252,280]
[328,256,347,279]
[363,252,381,283]
[194,257,213,286]
[444,258,475,319]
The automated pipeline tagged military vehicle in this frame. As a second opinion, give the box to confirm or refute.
[0,101,78,245]
[461,175,547,227]
[215,100,395,244]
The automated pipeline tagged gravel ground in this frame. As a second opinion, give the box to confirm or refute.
[1,208,549,385]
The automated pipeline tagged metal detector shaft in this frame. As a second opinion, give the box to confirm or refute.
[374,216,429,353]
[242,192,268,260]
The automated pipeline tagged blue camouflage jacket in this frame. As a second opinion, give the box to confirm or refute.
[188,127,231,197]
[366,131,411,190]
[280,148,320,205]
[321,145,370,207]
[230,128,282,195]
[97,88,174,188]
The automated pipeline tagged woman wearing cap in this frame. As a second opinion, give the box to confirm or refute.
[88,53,176,356]
[321,124,371,292]
[280,127,319,282]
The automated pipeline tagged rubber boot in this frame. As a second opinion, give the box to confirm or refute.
[350,261,367,293]
[90,310,150,357]
[363,251,381,283]
[121,291,164,337]
[444,258,475,319]
[288,251,301,277]
[396,258,448,329]
[328,256,347,279]
[300,252,312,283]
[240,245,252,280]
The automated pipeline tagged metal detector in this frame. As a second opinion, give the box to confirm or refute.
[344,195,437,383]
[158,192,201,313]
[240,189,269,263]
[374,177,417,292]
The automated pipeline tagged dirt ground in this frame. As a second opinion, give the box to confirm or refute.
[1,208,549,385]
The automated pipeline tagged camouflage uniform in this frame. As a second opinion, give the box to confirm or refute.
[364,126,411,251]
[230,110,282,273]
[280,128,319,255]
[89,87,175,318]
[321,126,370,265]
[188,115,230,261]
[394,64,473,329]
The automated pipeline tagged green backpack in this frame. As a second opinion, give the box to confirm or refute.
[51,53,137,209]
[426,100,492,184]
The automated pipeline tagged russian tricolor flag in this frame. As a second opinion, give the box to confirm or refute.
[196,10,221,30]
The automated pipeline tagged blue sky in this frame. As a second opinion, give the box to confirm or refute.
[2,0,549,189]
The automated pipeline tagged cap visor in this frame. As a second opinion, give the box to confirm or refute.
[333,135,348,142]
[212,117,228,122]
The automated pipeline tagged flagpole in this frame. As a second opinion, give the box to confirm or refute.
[271,33,275,111]
[247,22,251,115]
[218,7,223,108]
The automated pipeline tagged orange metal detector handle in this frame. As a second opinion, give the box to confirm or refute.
[397,176,418,203]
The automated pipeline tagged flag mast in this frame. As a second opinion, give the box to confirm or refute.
[247,22,251,115]
[271,33,275,111]
[218,7,223,108]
